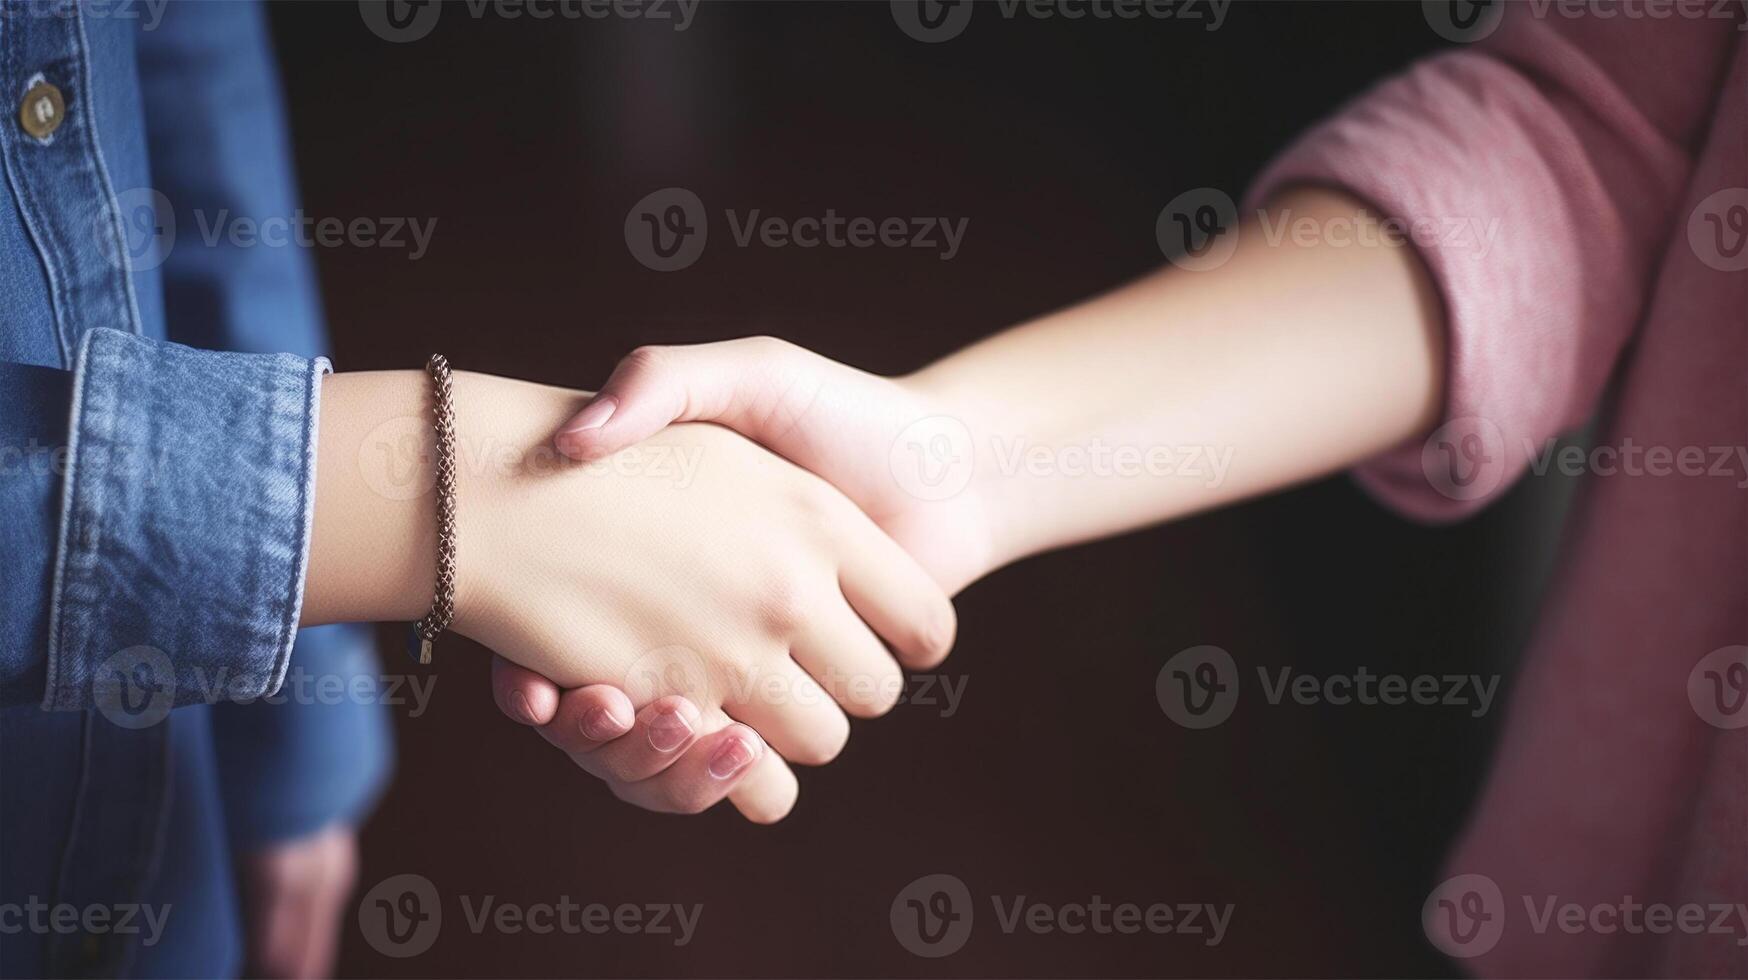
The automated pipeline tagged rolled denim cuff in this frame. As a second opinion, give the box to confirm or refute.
[43,328,331,713]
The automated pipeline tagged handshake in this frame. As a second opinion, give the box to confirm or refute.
[306,337,1001,823]
[302,190,1440,824]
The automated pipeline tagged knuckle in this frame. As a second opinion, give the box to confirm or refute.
[620,344,670,376]
[752,574,809,637]
[740,335,796,361]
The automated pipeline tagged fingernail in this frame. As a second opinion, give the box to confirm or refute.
[708,734,759,779]
[647,709,693,752]
[513,692,540,725]
[581,706,627,741]
[560,396,617,435]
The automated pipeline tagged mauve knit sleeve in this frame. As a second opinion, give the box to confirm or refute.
[1243,9,1740,521]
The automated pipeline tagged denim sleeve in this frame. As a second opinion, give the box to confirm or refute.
[137,0,394,841]
[41,327,328,712]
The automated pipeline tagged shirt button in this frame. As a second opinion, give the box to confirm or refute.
[20,81,65,139]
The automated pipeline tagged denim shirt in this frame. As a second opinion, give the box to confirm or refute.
[0,2,391,976]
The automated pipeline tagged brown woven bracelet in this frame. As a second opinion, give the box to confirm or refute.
[409,353,457,665]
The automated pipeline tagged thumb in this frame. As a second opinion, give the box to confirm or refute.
[552,337,797,461]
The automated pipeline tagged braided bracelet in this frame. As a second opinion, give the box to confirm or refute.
[409,353,458,665]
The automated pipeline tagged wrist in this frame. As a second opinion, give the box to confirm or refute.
[302,370,440,626]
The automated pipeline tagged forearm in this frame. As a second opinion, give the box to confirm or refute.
[912,188,1446,570]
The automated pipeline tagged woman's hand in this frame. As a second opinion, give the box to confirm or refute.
[303,370,955,822]
[550,338,996,594]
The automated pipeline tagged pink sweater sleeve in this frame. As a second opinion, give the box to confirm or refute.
[1245,10,1739,521]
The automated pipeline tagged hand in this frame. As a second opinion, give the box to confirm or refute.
[489,664,758,817]
[239,824,357,979]
[549,338,993,593]
[305,371,955,822]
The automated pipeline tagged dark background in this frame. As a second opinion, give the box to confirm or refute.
[266,2,1574,976]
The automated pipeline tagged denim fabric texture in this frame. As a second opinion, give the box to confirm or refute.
[0,2,392,976]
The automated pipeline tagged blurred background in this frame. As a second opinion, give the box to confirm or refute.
[266,2,1578,976]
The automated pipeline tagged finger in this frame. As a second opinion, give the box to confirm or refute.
[727,727,798,823]
[720,656,851,766]
[580,695,704,783]
[789,597,906,718]
[610,721,769,816]
[537,683,639,756]
[491,655,563,726]
[553,337,814,462]
[836,511,958,670]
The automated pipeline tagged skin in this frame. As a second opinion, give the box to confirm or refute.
[505,188,1448,799]
[300,370,955,823]
[254,188,1442,975]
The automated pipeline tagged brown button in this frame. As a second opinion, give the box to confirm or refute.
[20,81,65,139]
